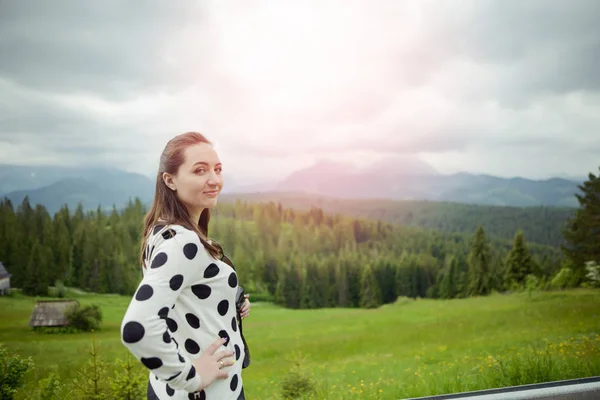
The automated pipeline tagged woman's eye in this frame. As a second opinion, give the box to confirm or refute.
[195,169,206,174]
[215,168,222,173]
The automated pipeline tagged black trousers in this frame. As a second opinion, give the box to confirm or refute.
[147,381,245,400]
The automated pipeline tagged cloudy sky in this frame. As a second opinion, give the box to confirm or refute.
[1,0,599,184]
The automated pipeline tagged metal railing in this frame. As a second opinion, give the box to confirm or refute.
[404,376,600,400]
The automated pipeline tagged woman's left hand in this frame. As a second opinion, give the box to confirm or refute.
[240,294,251,319]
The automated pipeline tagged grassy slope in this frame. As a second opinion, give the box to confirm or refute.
[1,289,599,399]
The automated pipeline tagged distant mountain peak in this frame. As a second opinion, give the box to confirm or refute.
[360,155,438,176]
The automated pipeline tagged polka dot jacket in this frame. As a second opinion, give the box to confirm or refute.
[121,224,245,399]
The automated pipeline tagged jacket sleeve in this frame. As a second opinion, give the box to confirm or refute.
[120,230,203,393]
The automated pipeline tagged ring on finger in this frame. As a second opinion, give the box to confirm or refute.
[219,360,224,369]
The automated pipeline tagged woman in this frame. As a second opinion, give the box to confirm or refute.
[121,132,251,400]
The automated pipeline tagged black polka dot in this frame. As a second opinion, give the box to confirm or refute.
[122,321,145,343]
[234,344,241,361]
[191,284,211,299]
[141,357,163,370]
[163,331,171,344]
[228,272,238,288]
[167,318,178,332]
[230,374,239,391]
[149,245,155,258]
[218,300,229,316]
[183,243,198,259]
[151,252,168,269]
[158,307,169,319]
[178,354,185,363]
[188,391,206,400]
[166,384,175,396]
[231,316,237,332]
[186,366,196,381]
[185,338,200,354]
[218,330,230,345]
[153,224,166,235]
[185,313,200,329]
[172,337,179,349]
[204,263,220,278]
[167,371,181,381]
[162,228,177,240]
[135,284,153,301]
[170,274,184,291]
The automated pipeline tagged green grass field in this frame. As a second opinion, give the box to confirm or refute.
[1,289,599,399]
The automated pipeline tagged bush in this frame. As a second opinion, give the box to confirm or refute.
[55,280,66,298]
[585,261,600,288]
[36,370,64,400]
[66,304,103,332]
[109,353,147,400]
[248,291,275,303]
[0,345,35,400]
[550,268,577,290]
[525,274,540,298]
[280,351,315,399]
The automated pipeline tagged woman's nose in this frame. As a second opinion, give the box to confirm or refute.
[207,172,220,186]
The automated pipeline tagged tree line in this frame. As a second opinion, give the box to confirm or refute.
[221,194,575,247]
[0,167,597,308]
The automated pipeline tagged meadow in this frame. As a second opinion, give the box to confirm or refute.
[1,289,599,399]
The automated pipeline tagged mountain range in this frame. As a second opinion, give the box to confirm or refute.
[0,165,154,213]
[0,160,585,214]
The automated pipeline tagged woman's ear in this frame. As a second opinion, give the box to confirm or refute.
[162,172,177,191]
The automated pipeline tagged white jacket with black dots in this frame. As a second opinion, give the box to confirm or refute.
[121,224,245,400]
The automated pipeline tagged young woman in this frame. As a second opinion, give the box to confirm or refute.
[121,132,251,400]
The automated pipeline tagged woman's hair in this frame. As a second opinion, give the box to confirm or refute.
[140,131,221,266]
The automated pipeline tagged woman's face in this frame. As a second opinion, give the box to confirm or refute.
[164,142,223,213]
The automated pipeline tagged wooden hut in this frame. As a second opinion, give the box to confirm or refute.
[0,261,11,295]
[29,299,80,328]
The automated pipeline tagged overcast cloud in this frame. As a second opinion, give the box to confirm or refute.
[1,0,599,184]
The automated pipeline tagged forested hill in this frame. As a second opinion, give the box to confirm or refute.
[1,197,562,306]
[219,193,574,248]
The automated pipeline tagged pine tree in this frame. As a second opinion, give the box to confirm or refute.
[300,259,323,309]
[504,231,535,289]
[52,213,72,282]
[359,264,382,308]
[275,259,302,309]
[562,167,600,283]
[467,226,491,296]
[22,241,49,296]
[395,252,412,298]
[439,256,459,299]
[335,259,350,307]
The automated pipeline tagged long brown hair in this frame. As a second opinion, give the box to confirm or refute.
[140,132,221,267]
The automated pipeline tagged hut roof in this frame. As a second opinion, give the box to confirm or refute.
[29,299,79,327]
[0,262,11,279]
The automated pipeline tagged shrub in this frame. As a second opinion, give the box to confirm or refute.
[55,280,67,298]
[280,351,315,399]
[585,261,600,288]
[36,370,64,400]
[109,353,146,400]
[0,345,35,400]
[66,304,102,332]
[550,268,577,290]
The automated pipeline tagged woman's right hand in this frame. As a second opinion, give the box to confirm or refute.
[192,337,235,391]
